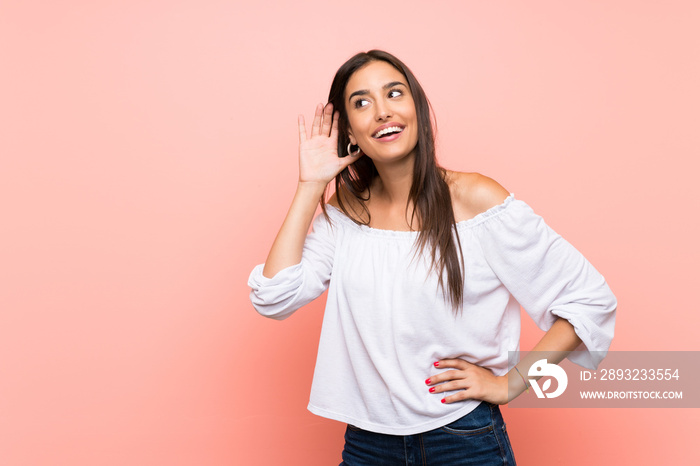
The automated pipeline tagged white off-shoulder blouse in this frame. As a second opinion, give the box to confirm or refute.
[248,194,617,435]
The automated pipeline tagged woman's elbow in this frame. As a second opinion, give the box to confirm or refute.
[249,295,298,321]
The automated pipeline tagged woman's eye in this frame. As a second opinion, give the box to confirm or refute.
[353,98,369,108]
[388,89,402,98]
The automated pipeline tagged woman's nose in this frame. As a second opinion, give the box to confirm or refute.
[374,100,392,121]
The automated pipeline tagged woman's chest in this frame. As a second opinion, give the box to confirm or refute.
[331,233,503,301]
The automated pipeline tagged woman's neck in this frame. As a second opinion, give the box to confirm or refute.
[371,154,415,207]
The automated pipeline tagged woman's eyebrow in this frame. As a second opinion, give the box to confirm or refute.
[347,81,407,102]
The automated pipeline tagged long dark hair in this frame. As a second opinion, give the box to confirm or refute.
[323,50,464,312]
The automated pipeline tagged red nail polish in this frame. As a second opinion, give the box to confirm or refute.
[429,387,436,393]
[425,378,431,385]
[434,362,440,367]
[441,398,446,404]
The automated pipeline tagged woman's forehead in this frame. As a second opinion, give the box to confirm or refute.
[345,61,407,97]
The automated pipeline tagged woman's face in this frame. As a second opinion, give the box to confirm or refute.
[344,60,419,164]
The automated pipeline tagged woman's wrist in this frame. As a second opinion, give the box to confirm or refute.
[296,180,328,199]
[505,368,529,402]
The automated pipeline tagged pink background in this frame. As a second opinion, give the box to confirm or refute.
[1,1,699,464]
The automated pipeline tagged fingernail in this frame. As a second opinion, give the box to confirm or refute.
[434,362,440,367]
[429,387,436,393]
[425,378,431,385]
[441,398,446,404]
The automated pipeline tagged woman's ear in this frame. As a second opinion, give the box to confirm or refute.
[348,131,356,145]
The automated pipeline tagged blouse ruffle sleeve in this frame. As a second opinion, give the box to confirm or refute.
[248,212,336,320]
[472,195,617,369]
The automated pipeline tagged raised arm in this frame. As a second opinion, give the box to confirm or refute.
[262,102,360,278]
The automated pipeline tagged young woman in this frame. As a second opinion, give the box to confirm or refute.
[248,50,616,465]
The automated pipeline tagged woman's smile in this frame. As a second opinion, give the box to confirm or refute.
[372,123,405,141]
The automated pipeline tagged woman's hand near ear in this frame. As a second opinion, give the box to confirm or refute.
[298,102,359,187]
[262,103,358,279]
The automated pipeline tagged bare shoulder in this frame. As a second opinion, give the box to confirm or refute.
[327,190,358,210]
[326,190,367,223]
[444,170,510,222]
[327,192,340,209]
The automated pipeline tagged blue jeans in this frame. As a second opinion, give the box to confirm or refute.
[340,402,516,465]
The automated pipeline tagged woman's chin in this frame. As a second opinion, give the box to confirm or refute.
[362,148,417,166]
